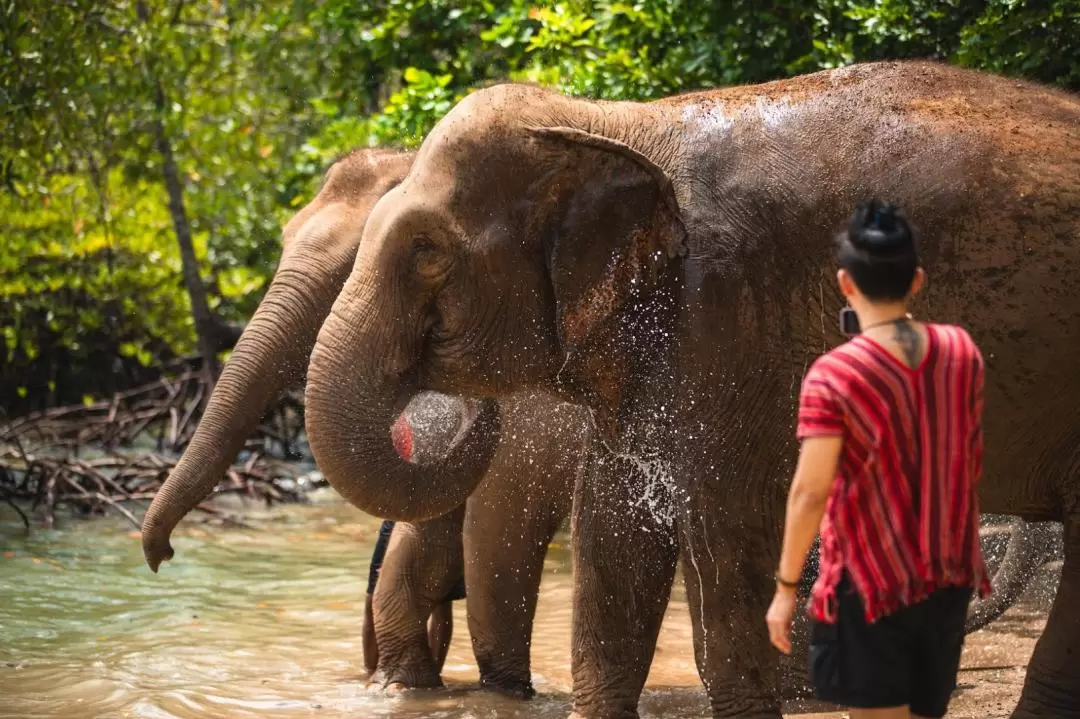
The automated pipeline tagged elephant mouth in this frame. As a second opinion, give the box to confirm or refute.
[395,393,483,466]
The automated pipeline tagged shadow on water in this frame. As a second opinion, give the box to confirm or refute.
[0,492,1057,718]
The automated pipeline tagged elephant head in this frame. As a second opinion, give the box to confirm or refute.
[304,84,687,521]
[141,149,420,571]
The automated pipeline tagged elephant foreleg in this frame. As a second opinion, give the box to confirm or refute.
[1012,513,1080,719]
[370,507,466,690]
[464,476,565,698]
[570,446,679,719]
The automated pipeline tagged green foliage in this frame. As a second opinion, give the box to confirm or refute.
[2,0,1077,411]
[955,0,1080,88]
[0,170,198,410]
[0,169,196,355]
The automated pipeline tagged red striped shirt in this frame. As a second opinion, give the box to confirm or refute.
[797,323,992,623]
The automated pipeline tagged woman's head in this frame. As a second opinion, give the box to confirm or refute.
[834,199,924,305]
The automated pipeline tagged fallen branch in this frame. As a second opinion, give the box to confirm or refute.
[0,485,29,531]
[0,357,306,458]
[0,446,324,529]
[0,360,317,529]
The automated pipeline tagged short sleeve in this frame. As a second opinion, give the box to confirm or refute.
[797,361,844,439]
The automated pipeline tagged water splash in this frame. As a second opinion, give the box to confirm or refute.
[684,539,709,676]
[621,454,678,533]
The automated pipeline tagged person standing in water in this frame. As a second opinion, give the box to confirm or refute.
[766,200,991,719]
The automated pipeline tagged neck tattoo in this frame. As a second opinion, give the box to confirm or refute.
[892,319,922,368]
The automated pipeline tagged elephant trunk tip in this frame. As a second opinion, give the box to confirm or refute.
[141,521,176,573]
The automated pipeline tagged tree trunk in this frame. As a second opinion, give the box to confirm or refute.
[150,84,220,381]
[138,0,221,382]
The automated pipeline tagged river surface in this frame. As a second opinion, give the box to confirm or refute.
[0,491,1058,719]
[0,490,709,719]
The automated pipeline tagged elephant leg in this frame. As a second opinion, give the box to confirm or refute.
[464,479,564,698]
[679,503,782,718]
[370,506,466,690]
[570,446,680,719]
[1012,513,1080,718]
[464,391,582,698]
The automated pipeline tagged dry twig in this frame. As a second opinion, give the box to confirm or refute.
[0,358,318,529]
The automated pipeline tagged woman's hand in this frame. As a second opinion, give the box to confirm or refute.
[765,587,798,655]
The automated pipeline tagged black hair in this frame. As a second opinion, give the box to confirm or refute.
[834,199,920,302]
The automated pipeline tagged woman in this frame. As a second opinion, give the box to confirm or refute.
[765,200,991,719]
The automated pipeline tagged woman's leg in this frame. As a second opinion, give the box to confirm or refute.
[363,593,378,674]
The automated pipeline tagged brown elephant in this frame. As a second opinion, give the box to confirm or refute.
[137,147,589,696]
[298,61,1080,718]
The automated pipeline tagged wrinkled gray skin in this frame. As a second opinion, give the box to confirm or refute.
[137,148,589,698]
[303,61,1080,718]
[368,390,586,696]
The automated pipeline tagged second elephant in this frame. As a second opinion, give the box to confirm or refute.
[138,147,591,696]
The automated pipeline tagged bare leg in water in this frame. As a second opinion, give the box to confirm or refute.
[363,593,378,674]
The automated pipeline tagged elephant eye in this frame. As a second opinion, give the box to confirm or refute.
[410,235,448,278]
[412,235,437,254]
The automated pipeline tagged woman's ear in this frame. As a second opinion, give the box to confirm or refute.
[529,127,687,352]
[910,267,926,296]
[837,268,857,299]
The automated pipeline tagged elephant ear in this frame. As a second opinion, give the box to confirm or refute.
[530,127,688,352]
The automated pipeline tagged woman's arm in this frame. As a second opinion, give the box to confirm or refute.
[766,434,843,654]
[777,435,843,584]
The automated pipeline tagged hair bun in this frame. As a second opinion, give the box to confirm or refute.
[849,199,911,254]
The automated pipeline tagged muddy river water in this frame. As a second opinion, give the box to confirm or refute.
[0,490,1059,719]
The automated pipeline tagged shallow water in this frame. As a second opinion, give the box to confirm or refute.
[0,491,718,719]
[0,494,1059,719]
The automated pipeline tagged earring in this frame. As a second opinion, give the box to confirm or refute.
[839,307,860,336]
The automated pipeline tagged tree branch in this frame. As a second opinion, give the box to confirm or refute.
[170,0,187,27]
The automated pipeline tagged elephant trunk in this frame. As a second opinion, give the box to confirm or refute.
[141,257,352,572]
[965,518,1060,632]
[304,271,499,522]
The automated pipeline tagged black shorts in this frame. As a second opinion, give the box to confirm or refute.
[365,520,466,602]
[809,572,973,718]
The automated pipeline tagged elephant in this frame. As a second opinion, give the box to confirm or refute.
[137,147,589,697]
[298,60,1080,718]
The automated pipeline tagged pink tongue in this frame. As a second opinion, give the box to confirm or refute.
[390,414,413,462]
